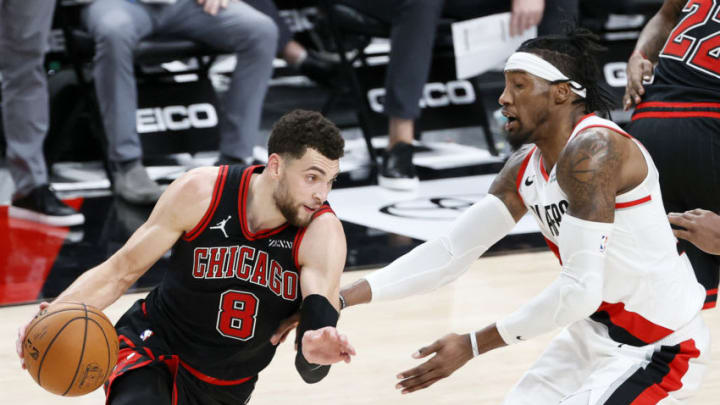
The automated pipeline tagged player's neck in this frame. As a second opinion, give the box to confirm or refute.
[245,172,286,233]
[534,108,587,172]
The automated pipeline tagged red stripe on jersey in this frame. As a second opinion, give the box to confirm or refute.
[539,157,550,181]
[615,195,652,209]
[515,146,536,205]
[572,113,596,133]
[543,236,562,265]
[237,165,289,241]
[596,301,674,345]
[178,359,254,386]
[629,339,700,404]
[635,101,720,110]
[632,111,720,121]
[183,166,229,241]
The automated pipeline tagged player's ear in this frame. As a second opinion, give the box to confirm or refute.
[552,82,572,105]
[267,153,283,179]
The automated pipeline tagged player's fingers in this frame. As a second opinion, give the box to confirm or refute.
[396,369,440,393]
[672,228,693,242]
[397,358,433,380]
[668,213,694,230]
[640,61,654,84]
[687,208,708,216]
[412,341,440,359]
[400,376,441,394]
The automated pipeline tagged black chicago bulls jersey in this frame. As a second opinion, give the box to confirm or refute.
[144,165,334,380]
[648,0,720,102]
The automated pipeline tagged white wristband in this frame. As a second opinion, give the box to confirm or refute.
[469,332,479,357]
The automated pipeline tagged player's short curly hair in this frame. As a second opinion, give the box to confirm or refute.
[268,110,344,161]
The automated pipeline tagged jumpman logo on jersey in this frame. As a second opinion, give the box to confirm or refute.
[210,215,232,238]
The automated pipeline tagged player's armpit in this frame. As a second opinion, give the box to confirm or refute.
[556,129,621,223]
[488,144,532,222]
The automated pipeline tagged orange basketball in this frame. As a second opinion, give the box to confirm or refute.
[23,302,119,396]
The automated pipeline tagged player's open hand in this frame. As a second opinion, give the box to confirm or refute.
[301,326,356,365]
[624,50,654,110]
[16,301,50,369]
[395,333,473,394]
[510,0,544,37]
[196,0,229,16]
[668,209,720,255]
[270,312,300,346]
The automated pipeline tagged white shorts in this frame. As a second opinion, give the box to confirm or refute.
[503,314,710,405]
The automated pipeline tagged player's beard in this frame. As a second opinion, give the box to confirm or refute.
[273,176,311,228]
[507,127,533,151]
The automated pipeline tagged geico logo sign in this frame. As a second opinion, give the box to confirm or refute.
[137,103,218,134]
[603,62,627,87]
[368,80,476,113]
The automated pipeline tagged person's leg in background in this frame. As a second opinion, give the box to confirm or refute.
[161,0,278,165]
[83,0,163,205]
[243,0,339,87]
[0,0,84,226]
[340,0,444,190]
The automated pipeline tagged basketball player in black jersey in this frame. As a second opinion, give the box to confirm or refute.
[624,0,720,309]
[17,110,356,404]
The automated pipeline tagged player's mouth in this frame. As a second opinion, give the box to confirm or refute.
[504,114,519,132]
[303,205,318,213]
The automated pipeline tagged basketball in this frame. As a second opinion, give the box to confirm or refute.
[22,302,119,396]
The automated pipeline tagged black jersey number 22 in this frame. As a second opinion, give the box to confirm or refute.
[661,0,720,78]
[216,290,259,341]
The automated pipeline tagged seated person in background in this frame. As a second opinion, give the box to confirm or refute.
[83,0,278,204]
[337,0,578,191]
[245,0,341,87]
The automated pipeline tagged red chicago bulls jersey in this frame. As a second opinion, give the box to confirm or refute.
[144,165,334,380]
[648,0,720,103]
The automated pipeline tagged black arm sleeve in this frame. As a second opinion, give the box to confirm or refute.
[294,294,339,384]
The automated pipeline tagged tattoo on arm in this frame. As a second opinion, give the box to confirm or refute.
[488,145,531,222]
[557,129,621,223]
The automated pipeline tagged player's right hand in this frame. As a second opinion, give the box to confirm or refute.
[624,50,654,111]
[16,301,50,369]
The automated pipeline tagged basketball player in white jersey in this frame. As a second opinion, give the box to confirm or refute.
[325,29,710,403]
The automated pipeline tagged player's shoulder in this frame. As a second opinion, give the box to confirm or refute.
[174,166,222,197]
[500,143,536,178]
[305,209,344,239]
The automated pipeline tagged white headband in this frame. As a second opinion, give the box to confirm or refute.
[504,52,587,99]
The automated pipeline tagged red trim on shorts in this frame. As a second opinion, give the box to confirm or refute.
[635,101,720,110]
[596,302,674,345]
[629,339,700,404]
[118,334,136,349]
[178,359,254,386]
[515,146,536,205]
[543,236,562,265]
[237,165,289,241]
[632,111,720,121]
[707,288,718,295]
[702,302,716,309]
[615,195,652,209]
[183,166,229,241]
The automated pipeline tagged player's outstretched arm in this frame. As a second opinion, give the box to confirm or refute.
[337,146,531,308]
[624,0,686,110]
[669,209,720,255]
[396,132,624,395]
[294,213,355,383]
[16,167,219,367]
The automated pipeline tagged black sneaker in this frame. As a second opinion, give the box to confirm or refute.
[9,185,85,227]
[378,142,419,190]
[297,52,343,88]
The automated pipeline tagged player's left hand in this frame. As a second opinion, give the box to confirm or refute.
[395,333,473,394]
[301,326,356,365]
[270,312,300,346]
[668,209,720,255]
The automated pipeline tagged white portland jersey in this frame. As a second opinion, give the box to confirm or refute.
[516,114,705,347]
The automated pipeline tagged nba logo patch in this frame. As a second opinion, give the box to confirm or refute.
[140,329,154,341]
[599,235,609,253]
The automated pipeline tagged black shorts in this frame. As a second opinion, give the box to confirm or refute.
[628,104,720,308]
[106,300,257,405]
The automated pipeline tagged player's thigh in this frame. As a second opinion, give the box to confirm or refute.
[107,364,173,405]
